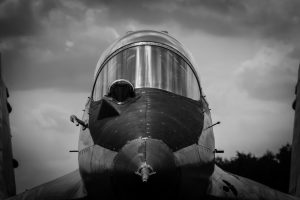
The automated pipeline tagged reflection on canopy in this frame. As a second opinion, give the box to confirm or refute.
[93,45,201,100]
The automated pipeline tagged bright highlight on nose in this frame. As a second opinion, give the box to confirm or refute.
[135,162,156,182]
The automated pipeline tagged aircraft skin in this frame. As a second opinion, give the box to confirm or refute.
[6,30,300,200]
[0,53,16,199]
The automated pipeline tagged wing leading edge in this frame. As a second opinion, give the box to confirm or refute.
[6,170,87,200]
[207,165,300,200]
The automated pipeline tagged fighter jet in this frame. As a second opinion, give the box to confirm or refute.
[6,30,300,200]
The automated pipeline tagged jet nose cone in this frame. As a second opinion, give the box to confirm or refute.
[112,138,180,199]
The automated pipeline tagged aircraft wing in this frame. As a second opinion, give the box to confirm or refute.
[207,165,300,200]
[6,169,87,200]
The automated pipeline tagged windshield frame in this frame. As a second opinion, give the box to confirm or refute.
[92,41,202,100]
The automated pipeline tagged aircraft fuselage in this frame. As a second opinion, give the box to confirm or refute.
[77,30,216,199]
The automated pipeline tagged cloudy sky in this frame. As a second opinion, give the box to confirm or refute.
[1,0,300,193]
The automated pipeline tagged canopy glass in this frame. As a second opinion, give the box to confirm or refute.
[93,45,201,100]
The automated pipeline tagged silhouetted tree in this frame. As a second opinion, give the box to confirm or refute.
[276,144,292,192]
[216,144,291,193]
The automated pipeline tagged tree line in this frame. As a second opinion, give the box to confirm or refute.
[215,144,291,193]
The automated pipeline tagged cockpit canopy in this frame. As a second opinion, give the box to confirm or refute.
[93,30,202,100]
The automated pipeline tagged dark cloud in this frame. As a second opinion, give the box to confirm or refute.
[1,0,300,93]
[0,0,66,39]
[2,41,103,92]
[0,0,41,38]
[79,0,246,36]
[37,0,62,17]
[289,47,300,59]
[80,0,300,40]
[1,0,300,40]
[235,45,298,103]
[238,72,295,103]
[0,0,83,39]
[0,0,112,92]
